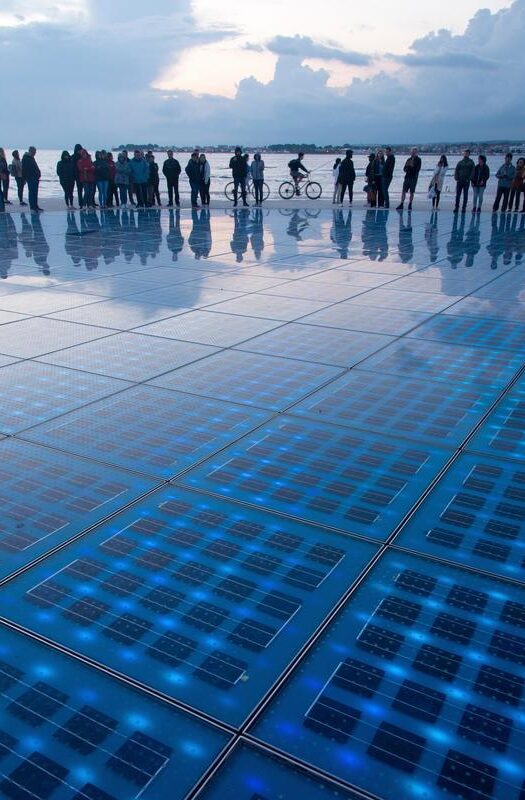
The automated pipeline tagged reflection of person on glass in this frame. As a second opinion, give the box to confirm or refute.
[230,208,249,262]
[464,214,481,268]
[425,212,439,263]
[189,208,211,260]
[397,210,414,264]
[447,212,466,269]
[250,207,264,260]
[167,208,184,262]
[331,209,352,259]
[486,213,507,270]
[19,211,50,274]
[0,213,18,279]
[287,210,309,241]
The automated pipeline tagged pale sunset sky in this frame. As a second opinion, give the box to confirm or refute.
[0,0,522,144]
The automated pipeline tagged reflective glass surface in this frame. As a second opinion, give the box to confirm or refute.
[0,207,524,799]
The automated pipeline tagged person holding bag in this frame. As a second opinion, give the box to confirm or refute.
[429,155,448,210]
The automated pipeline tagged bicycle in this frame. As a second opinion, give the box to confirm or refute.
[279,173,322,200]
[224,179,270,202]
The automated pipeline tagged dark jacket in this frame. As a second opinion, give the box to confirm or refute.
[403,156,421,178]
[471,164,490,188]
[148,161,160,185]
[229,155,247,179]
[384,154,395,181]
[94,158,110,181]
[56,158,76,183]
[338,156,356,182]
[454,157,475,184]
[21,152,41,181]
[185,158,201,183]
[162,157,181,179]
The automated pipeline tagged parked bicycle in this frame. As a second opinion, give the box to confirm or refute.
[224,179,270,202]
[278,176,322,200]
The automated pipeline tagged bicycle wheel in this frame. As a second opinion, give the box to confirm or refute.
[262,182,270,200]
[305,181,322,200]
[224,182,235,201]
[279,181,295,200]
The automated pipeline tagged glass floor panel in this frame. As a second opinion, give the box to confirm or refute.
[22,385,270,479]
[181,416,451,539]
[0,438,155,580]
[253,550,525,800]
[0,624,228,799]
[0,486,376,726]
[1,208,524,800]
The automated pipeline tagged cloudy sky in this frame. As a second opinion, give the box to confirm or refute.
[1,0,523,145]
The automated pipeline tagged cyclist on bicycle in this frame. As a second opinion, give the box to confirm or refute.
[288,152,309,195]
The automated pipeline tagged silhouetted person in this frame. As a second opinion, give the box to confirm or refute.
[56,151,76,208]
[22,147,42,211]
[384,147,395,207]
[163,150,181,207]
[10,150,26,205]
[331,209,353,259]
[397,148,421,211]
[338,150,356,205]
[453,149,475,214]
[185,152,201,209]
[229,147,248,207]
[471,155,490,213]
[72,144,84,207]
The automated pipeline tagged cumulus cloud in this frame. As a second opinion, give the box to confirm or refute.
[265,34,371,66]
[0,0,524,145]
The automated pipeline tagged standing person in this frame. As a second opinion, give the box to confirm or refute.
[396,148,421,211]
[229,147,249,207]
[332,158,342,204]
[77,149,96,208]
[115,152,132,207]
[56,150,76,208]
[94,150,110,208]
[21,147,42,211]
[185,151,201,209]
[429,155,448,210]
[163,150,181,207]
[72,144,84,208]
[471,155,490,213]
[384,147,395,208]
[244,153,251,196]
[147,153,161,206]
[121,150,135,206]
[453,149,475,213]
[365,154,376,207]
[338,149,356,205]
[251,152,265,205]
[10,151,26,205]
[0,151,8,210]
[509,158,524,213]
[374,149,386,208]
[106,153,118,207]
[493,153,516,213]
[0,148,10,204]
[199,153,210,206]
[130,150,149,208]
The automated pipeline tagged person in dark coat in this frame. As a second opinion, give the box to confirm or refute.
[338,149,356,205]
[56,150,76,208]
[384,147,395,208]
[72,144,84,208]
[229,147,248,207]
[185,152,201,208]
[162,150,181,207]
[21,147,42,211]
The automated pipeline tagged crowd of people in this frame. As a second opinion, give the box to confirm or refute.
[1,144,524,214]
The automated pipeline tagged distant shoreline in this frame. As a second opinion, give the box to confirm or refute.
[111,143,525,155]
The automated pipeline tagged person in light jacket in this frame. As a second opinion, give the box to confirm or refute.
[429,155,448,210]
[199,153,210,205]
[493,153,516,213]
[251,153,265,205]
[10,151,26,205]
[332,158,341,204]
[130,150,150,208]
